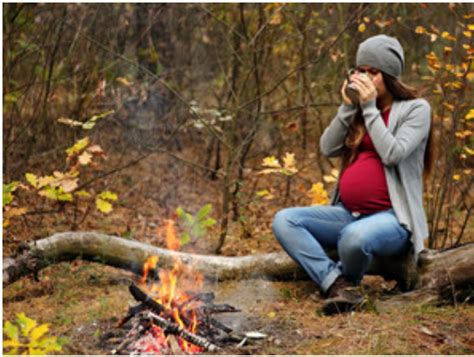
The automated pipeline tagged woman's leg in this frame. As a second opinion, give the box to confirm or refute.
[272,204,354,292]
[337,209,411,284]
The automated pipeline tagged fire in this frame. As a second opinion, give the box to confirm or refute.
[136,218,205,354]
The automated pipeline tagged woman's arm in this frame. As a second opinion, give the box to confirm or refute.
[362,99,431,166]
[320,104,357,157]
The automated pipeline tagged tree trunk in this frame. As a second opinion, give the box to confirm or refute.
[4,232,474,309]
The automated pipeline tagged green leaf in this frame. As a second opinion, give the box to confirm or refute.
[196,203,212,221]
[38,187,72,202]
[96,198,112,214]
[179,232,190,246]
[176,207,185,219]
[3,191,13,207]
[17,312,37,337]
[200,218,216,227]
[3,321,19,340]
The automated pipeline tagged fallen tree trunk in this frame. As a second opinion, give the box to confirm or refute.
[4,232,474,306]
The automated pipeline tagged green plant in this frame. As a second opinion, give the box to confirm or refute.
[3,313,67,355]
[175,203,217,245]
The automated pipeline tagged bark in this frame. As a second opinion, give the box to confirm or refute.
[4,232,474,308]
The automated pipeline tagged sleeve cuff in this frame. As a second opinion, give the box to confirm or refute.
[360,99,377,111]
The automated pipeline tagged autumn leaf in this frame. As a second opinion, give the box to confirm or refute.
[116,77,132,86]
[358,23,366,32]
[465,109,474,120]
[97,191,118,201]
[307,182,329,205]
[415,26,426,34]
[282,152,298,175]
[66,137,90,157]
[78,151,93,165]
[262,156,281,168]
[57,118,83,127]
[96,198,113,214]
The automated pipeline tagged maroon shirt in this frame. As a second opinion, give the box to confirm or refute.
[339,109,392,214]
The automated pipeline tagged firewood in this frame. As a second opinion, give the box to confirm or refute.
[142,311,222,352]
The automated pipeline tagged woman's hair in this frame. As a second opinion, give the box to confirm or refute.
[341,72,434,181]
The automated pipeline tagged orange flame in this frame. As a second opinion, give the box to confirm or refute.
[141,256,159,284]
[138,218,205,354]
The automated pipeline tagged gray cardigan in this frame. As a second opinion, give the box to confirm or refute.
[320,98,431,256]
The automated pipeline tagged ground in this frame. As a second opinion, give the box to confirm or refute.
[3,260,474,354]
[3,127,474,354]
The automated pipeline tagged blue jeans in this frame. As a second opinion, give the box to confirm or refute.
[272,202,411,293]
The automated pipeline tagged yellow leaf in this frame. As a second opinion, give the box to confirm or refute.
[463,169,472,175]
[465,109,474,120]
[75,190,91,197]
[256,189,270,197]
[29,324,49,341]
[96,198,112,214]
[452,174,460,181]
[442,102,455,112]
[307,182,329,206]
[415,26,426,34]
[267,311,276,318]
[66,137,90,157]
[330,169,340,177]
[468,24,474,31]
[98,191,118,201]
[464,146,474,155]
[25,173,38,188]
[363,17,370,23]
[463,31,472,38]
[358,23,366,32]
[262,156,281,168]
[441,31,456,41]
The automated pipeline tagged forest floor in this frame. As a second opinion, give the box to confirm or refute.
[3,128,474,354]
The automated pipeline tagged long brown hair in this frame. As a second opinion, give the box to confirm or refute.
[341,73,434,181]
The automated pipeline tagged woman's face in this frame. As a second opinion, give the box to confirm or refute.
[350,66,389,99]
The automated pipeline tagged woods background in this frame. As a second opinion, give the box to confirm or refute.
[4,3,473,254]
[2,3,474,354]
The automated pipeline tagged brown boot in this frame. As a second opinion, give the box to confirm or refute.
[323,276,364,315]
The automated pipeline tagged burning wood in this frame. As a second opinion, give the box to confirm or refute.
[112,220,244,354]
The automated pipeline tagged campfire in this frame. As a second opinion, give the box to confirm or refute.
[111,220,244,354]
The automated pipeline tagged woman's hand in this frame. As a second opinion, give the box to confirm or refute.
[340,79,353,105]
[350,74,377,103]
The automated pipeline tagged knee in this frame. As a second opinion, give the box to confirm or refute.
[338,226,369,257]
[272,208,296,240]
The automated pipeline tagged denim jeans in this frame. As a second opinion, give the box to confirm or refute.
[272,202,411,293]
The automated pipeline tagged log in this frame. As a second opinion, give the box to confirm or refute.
[3,232,474,307]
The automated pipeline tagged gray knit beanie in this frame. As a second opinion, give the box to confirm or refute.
[356,35,405,78]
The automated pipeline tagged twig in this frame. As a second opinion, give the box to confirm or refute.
[143,311,222,352]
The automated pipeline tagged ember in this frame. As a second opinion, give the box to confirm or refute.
[113,219,241,354]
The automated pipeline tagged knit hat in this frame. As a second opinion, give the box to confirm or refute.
[356,35,405,78]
